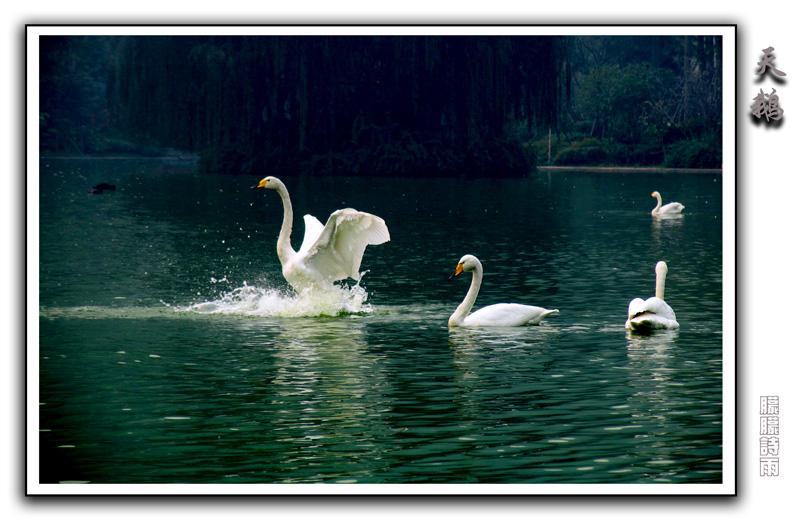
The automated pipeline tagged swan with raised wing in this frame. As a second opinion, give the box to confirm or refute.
[252,176,390,294]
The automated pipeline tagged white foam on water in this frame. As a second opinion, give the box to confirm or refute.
[184,282,372,318]
[40,282,375,320]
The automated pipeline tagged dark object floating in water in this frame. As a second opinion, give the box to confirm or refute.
[89,183,116,194]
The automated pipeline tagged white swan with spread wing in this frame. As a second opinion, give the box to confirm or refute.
[448,254,558,327]
[651,191,685,216]
[252,176,390,293]
[626,261,679,332]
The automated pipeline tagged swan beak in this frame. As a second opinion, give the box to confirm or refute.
[650,192,656,197]
[251,178,268,190]
[449,263,464,280]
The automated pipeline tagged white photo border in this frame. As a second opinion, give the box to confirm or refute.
[27,23,736,497]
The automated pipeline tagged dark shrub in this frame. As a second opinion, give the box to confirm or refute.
[553,145,607,166]
[664,138,721,169]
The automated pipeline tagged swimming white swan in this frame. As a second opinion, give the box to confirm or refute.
[626,261,679,332]
[252,176,390,293]
[448,254,558,327]
[651,191,685,216]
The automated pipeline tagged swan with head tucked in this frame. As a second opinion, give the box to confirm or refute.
[252,176,390,294]
[626,261,679,332]
[651,191,685,216]
[448,254,558,327]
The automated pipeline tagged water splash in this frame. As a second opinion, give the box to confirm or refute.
[185,282,372,318]
[39,283,375,320]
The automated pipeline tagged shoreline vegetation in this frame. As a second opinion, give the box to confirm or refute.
[537,166,721,174]
[39,154,722,175]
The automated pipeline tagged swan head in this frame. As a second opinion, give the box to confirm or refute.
[251,177,283,190]
[655,261,668,274]
[449,254,481,280]
[651,191,661,199]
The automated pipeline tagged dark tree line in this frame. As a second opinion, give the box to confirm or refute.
[105,35,570,176]
[39,33,722,172]
[39,36,122,154]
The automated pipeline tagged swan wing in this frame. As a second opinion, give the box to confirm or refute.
[303,208,390,282]
[464,303,558,327]
[627,297,647,319]
[626,313,679,331]
[658,202,685,214]
[626,297,679,331]
[641,297,677,320]
[298,214,326,257]
[628,296,677,320]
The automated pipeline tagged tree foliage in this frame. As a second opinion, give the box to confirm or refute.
[39,36,121,153]
[568,36,722,168]
[38,34,722,171]
[107,36,570,176]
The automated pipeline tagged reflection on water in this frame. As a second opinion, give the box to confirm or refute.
[37,160,724,486]
[257,317,395,483]
[448,324,561,355]
[626,327,679,354]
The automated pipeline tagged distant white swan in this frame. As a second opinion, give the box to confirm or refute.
[626,261,679,332]
[252,176,390,293]
[448,254,558,327]
[651,191,685,216]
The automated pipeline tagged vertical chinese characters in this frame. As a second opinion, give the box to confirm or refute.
[759,396,780,476]
[751,47,786,122]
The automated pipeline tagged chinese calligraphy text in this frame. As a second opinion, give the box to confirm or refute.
[752,46,786,123]
[759,395,780,477]
[756,46,787,78]
[751,88,784,122]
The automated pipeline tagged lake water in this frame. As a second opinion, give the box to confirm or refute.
[34,158,727,492]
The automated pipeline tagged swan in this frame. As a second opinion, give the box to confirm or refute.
[448,254,558,327]
[651,191,685,216]
[251,176,390,293]
[626,261,679,332]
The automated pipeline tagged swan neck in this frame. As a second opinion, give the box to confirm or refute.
[275,181,296,261]
[652,193,662,213]
[450,263,483,325]
[655,267,667,300]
